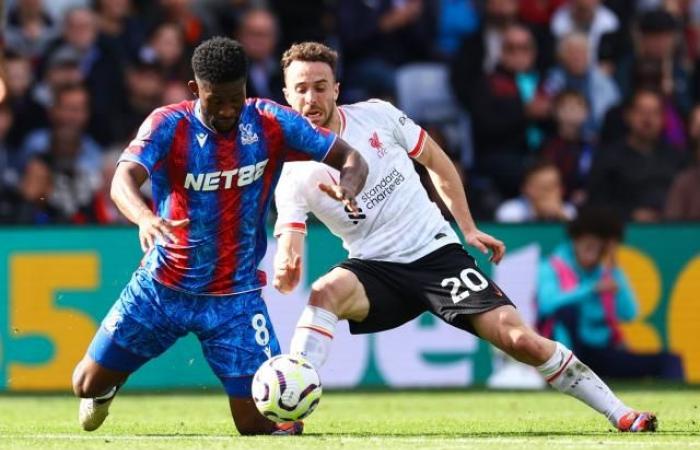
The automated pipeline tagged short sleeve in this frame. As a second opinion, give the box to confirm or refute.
[256,100,337,162]
[119,108,175,175]
[376,100,427,158]
[274,163,310,236]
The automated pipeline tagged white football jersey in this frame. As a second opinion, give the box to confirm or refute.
[274,99,460,263]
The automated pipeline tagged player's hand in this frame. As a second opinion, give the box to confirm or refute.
[318,183,360,213]
[137,213,190,252]
[596,277,618,294]
[273,253,301,294]
[465,229,506,264]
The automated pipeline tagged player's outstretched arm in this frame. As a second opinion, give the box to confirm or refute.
[319,139,368,213]
[111,162,189,251]
[273,231,305,294]
[415,135,505,263]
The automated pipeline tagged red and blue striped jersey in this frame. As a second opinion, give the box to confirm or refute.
[119,98,337,295]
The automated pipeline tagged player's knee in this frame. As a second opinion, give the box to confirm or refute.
[309,279,345,316]
[508,328,534,355]
[504,327,550,362]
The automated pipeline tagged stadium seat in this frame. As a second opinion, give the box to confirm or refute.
[395,63,474,169]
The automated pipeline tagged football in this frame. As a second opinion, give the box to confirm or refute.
[251,354,323,423]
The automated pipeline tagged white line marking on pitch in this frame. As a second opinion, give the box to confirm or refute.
[1,434,699,447]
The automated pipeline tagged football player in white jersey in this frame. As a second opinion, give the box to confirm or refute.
[272,42,656,432]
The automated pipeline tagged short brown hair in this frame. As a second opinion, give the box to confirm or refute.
[281,42,338,76]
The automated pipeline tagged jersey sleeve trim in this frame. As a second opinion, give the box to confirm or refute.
[319,133,338,162]
[117,153,153,177]
[408,128,427,158]
[338,107,347,136]
[273,222,308,237]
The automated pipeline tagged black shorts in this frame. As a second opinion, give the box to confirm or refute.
[337,244,514,336]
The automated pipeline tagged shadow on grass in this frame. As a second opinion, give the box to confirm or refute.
[297,430,700,438]
[2,381,699,397]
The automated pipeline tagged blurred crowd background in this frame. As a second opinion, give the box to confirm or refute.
[0,0,699,225]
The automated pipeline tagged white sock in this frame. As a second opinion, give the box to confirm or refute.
[94,385,118,403]
[537,342,632,427]
[290,305,338,369]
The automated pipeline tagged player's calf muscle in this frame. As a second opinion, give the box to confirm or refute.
[472,306,554,365]
[501,328,553,366]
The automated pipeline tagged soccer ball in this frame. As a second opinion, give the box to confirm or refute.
[251,354,322,423]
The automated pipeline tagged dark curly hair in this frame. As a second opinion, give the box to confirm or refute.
[567,207,625,241]
[191,37,248,83]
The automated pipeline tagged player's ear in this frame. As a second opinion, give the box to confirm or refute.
[333,82,339,102]
[187,80,199,98]
[282,86,291,106]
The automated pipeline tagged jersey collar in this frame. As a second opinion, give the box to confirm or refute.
[194,99,216,133]
[337,106,347,137]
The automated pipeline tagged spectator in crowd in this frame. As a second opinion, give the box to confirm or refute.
[551,0,620,63]
[544,32,620,137]
[92,0,148,62]
[270,0,334,51]
[21,83,102,175]
[18,84,103,224]
[451,0,520,105]
[537,208,684,380]
[516,0,560,72]
[0,103,23,223]
[688,0,700,70]
[91,148,128,224]
[588,89,685,222]
[112,57,167,142]
[432,0,480,60]
[162,81,191,104]
[665,104,700,220]
[31,45,84,110]
[42,6,126,146]
[268,0,337,48]
[601,57,688,152]
[337,0,433,101]
[519,0,566,26]
[236,8,284,104]
[139,22,191,82]
[4,51,47,147]
[664,0,700,64]
[37,0,93,22]
[541,90,594,203]
[469,24,550,199]
[496,160,576,222]
[153,0,219,48]
[608,9,691,118]
[2,1,700,225]
[5,0,57,59]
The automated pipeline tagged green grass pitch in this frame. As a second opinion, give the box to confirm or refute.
[1,388,698,449]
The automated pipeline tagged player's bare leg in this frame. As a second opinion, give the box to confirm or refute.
[289,268,369,368]
[72,356,129,431]
[229,396,303,435]
[471,305,657,431]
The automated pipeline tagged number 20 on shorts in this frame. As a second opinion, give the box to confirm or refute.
[441,268,489,304]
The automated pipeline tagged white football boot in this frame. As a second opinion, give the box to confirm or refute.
[79,386,118,431]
